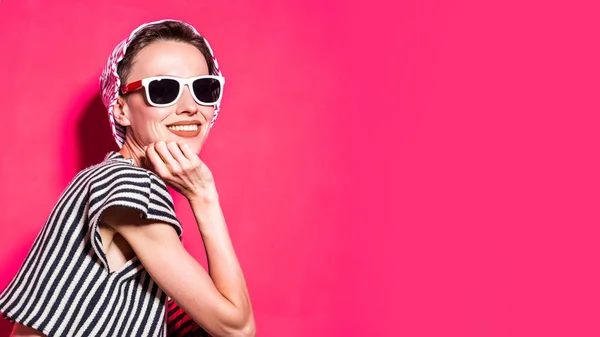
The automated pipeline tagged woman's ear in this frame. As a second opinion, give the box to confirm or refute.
[112,96,131,127]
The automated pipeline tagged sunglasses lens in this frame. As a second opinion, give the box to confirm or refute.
[148,78,180,105]
[192,78,222,104]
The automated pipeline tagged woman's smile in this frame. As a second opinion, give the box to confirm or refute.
[166,120,202,137]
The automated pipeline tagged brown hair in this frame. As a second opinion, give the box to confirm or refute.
[117,20,216,84]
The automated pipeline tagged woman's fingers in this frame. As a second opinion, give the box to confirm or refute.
[154,141,182,173]
[146,143,171,178]
[177,140,201,164]
[167,141,189,166]
[146,141,203,192]
[146,141,213,200]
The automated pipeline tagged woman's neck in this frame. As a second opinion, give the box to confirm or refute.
[118,141,147,169]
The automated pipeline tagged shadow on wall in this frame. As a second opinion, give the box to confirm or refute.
[77,93,119,170]
[0,318,13,336]
[0,95,117,335]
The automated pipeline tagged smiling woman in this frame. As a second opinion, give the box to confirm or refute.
[0,19,255,337]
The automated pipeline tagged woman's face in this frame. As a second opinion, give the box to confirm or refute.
[116,40,215,154]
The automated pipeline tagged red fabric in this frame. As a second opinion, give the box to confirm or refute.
[166,299,207,337]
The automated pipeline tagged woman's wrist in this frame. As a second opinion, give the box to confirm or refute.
[188,190,225,230]
[187,185,220,206]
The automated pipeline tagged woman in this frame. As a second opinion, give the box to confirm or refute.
[0,19,255,337]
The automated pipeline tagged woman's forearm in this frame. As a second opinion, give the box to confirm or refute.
[189,198,253,324]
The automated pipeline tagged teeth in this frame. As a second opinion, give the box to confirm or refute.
[168,125,199,131]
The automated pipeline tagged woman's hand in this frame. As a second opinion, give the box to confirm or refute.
[145,140,219,203]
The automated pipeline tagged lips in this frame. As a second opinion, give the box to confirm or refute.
[166,120,202,138]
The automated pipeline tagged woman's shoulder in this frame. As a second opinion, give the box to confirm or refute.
[81,152,169,190]
[59,152,150,192]
[80,152,150,177]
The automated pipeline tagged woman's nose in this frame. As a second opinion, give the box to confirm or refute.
[176,85,198,115]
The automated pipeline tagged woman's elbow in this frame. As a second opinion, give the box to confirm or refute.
[232,315,256,337]
[217,311,255,337]
[219,323,255,337]
[238,320,256,337]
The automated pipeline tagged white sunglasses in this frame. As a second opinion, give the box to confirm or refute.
[121,75,225,107]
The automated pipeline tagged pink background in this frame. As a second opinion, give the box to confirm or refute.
[0,0,599,336]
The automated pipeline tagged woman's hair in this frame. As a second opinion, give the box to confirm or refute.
[117,20,217,83]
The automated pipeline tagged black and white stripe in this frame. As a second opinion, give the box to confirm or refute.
[0,152,182,336]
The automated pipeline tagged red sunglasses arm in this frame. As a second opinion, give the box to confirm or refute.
[121,80,143,94]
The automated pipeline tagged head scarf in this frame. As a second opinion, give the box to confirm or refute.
[99,19,223,148]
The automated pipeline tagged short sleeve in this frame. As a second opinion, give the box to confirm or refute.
[87,164,182,272]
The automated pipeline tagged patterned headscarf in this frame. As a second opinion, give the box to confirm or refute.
[99,19,223,148]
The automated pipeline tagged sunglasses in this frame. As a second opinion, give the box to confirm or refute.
[121,75,225,107]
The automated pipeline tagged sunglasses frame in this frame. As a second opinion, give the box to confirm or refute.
[121,75,225,107]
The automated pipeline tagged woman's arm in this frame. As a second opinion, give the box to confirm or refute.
[190,198,252,321]
[104,203,255,337]
[105,140,255,337]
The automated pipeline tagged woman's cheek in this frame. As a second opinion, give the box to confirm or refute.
[154,124,169,141]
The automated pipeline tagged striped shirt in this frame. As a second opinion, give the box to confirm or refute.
[0,152,203,336]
